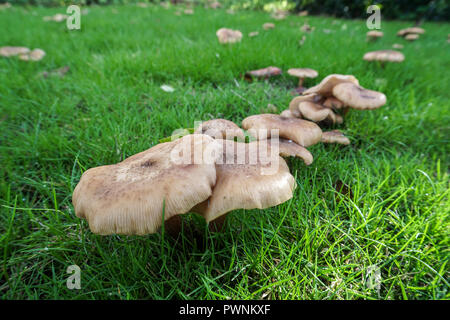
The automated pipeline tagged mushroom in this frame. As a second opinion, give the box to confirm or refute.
[300,23,314,33]
[363,50,405,65]
[0,46,30,57]
[397,27,425,37]
[280,109,295,118]
[43,13,68,22]
[303,74,359,97]
[332,82,386,110]
[72,134,221,235]
[277,139,313,165]
[40,66,70,78]
[392,43,404,49]
[271,10,288,20]
[194,119,245,141]
[18,49,46,61]
[297,101,343,125]
[321,130,350,145]
[192,139,296,223]
[245,66,282,81]
[323,96,344,109]
[248,31,259,37]
[288,93,323,117]
[216,28,243,44]
[287,68,318,93]
[263,23,275,30]
[242,114,322,147]
[405,34,419,41]
[366,30,383,41]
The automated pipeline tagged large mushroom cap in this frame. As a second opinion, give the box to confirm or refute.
[287,68,318,79]
[0,46,30,57]
[332,82,386,110]
[288,93,323,117]
[303,74,359,96]
[192,139,296,222]
[363,50,405,63]
[216,28,243,44]
[72,134,221,235]
[321,130,350,145]
[242,114,322,147]
[194,119,245,141]
[397,27,425,37]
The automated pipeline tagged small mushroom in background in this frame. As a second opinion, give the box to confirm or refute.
[392,43,404,49]
[18,49,46,61]
[300,23,314,33]
[248,31,259,37]
[208,1,222,9]
[321,130,350,145]
[184,8,194,15]
[0,46,30,57]
[192,139,296,227]
[405,33,419,41]
[194,119,245,141]
[366,30,383,41]
[244,66,282,81]
[271,10,288,20]
[242,113,323,148]
[263,22,275,30]
[397,27,425,38]
[72,134,221,235]
[287,68,318,94]
[363,50,405,66]
[298,10,308,17]
[43,13,68,22]
[216,28,243,44]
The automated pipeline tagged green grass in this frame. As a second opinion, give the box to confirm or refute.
[0,4,449,300]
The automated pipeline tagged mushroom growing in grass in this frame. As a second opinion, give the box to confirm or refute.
[72,134,221,235]
[405,34,419,41]
[194,119,245,141]
[263,22,275,30]
[397,27,425,38]
[332,82,386,110]
[287,68,318,94]
[216,28,243,44]
[366,30,383,41]
[321,130,350,145]
[0,46,30,57]
[363,50,405,67]
[244,66,282,81]
[192,139,296,226]
[18,49,46,61]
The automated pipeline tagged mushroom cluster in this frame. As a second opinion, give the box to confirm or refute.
[286,74,386,125]
[397,27,425,41]
[0,46,46,61]
[216,28,243,44]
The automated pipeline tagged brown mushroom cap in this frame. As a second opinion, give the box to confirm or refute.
[192,139,296,222]
[397,27,425,37]
[405,34,419,41]
[277,139,313,165]
[332,82,386,110]
[280,109,295,118]
[245,66,282,79]
[363,50,405,62]
[263,22,275,30]
[216,28,243,44]
[72,134,221,235]
[242,114,322,147]
[18,49,46,61]
[323,97,344,109]
[194,119,245,141]
[288,93,323,117]
[321,130,350,145]
[303,74,359,96]
[0,46,30,57]
[367,31,383,38]
[287,68,318,79]
[297,101,343,124]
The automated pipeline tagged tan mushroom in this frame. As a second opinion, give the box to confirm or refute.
[194,119,245,141]
[392,43,404,49]
[363,50,405,64]
[366,30,383,41]
[300,23,314,33]
[397,27,425,37]
[323,96,344,109]
[405,34,419,41]
[280,109,295,118]
[321,130,350,145]
[277,139,313,165]
[192,139,296,223]
[18,49,46,61]
[0,46,30,57]
[245,66,282,80]
[263,23,275,30]
[43,13,68,22]
[287,68,318,92]
[242,114,322,147]
[303,74,359,96]
[72,134,221,235]
[216,28,243,44]
[332,82,386,110]
[297,101,343,125]
[288,93,323,117]
[248,31,259,37]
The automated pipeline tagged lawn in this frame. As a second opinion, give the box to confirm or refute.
[0,4,449,300]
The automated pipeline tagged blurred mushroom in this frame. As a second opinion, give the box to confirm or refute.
[323,97,344,109]
[40,66,70,78]
[363,50,405,65]
[192,139,296,223]
[366,30,383,41]
[43,13,68,22]
[280,109,295,118]
[392,43,404,49]
[72,134,221,235]
[263,23,275,30]
[216,28,243,44]
[271,11,288,20]
[194,119,245,141]
[405,34,419,41]
[287,68,318,93]
[245,66,282,81]
[248,31,259,37]
[0,46,30,57]
[321,130,350,145]
[300,23,314,33]
[18,49,46,61]
[242,114,322,147]
[332,82,386,110]
[298,10,308,17]
[397,27,425,37]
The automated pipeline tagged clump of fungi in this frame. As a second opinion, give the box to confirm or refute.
[216,28,243,44]
[397,27,425,41]
[0,46,46,61]
[363,50,405,67]
[285,74,386,126]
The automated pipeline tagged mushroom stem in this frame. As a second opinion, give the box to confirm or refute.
[208,214,228,232]
[298,77,304,88]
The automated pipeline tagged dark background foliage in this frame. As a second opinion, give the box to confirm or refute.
[3,0,449,21]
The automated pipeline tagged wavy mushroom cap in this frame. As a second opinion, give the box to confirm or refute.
[323,97,344,109]
[192,139,296,222]
[397,27,425,37]
[242,114,322,147]
[321,130,350,145]
[277,139,313,165]
[298,101,343,124]
[303,74,359,96]
[19,49,46,61]
[332,82,386,110]
[287,68,318,79]
[246,66,282,78]
[194,119,245,141]
[363,50,404,62]
[288,93,323,117]
[72,134,221,235]
[216,28,243,44]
